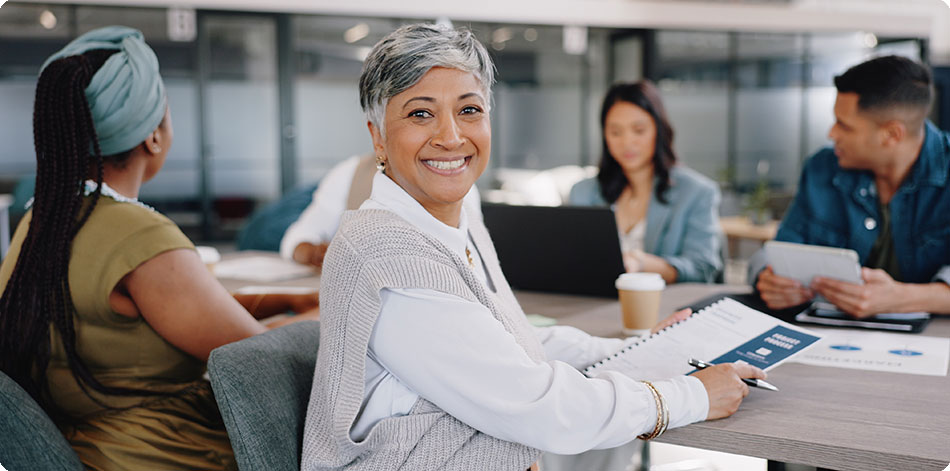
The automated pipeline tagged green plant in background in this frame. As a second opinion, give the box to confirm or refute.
[745,159,772,225]
[716,165,737,189]
[747,178,771,224]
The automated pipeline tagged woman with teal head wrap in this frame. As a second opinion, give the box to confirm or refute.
[0,26,317,470]
[40,25,168,157]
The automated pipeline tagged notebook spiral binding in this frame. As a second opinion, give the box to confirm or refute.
[582,300,724,376]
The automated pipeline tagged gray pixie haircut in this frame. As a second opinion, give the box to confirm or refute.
[359,23,495,135]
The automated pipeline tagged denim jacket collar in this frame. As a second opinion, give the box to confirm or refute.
[831,120,948,213]
[912,120,950,188]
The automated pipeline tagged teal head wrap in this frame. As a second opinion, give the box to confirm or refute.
[40,26,167,156]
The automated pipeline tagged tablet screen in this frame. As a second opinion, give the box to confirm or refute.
[765,241,862,286]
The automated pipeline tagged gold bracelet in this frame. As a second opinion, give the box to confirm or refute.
[637,380,668,441]
[657,384,670,437]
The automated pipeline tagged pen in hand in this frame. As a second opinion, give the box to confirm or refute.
[688,358,779,391]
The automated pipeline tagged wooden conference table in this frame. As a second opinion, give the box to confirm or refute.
[218,253,950,471]
[519,286,950,471]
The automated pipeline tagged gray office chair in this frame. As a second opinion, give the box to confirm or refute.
[207,320,321,471]
[0,370,83,470]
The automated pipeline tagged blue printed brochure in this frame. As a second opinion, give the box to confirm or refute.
[583,298,821,381]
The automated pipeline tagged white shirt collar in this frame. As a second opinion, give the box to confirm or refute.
[362,172,470,261]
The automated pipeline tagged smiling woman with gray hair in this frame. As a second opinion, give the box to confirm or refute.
[302,23,763,471]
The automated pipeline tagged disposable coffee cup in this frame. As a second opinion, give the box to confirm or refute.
[615,273,665,337]
[196,246,221,274]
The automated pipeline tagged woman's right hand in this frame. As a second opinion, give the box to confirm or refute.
[693,362,766,420]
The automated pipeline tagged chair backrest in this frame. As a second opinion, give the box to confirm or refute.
[207,320,320,471]
[0,370,83,470]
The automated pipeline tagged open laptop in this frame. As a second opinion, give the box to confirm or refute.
[481,203,626,298]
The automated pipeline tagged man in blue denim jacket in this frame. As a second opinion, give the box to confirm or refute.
[753,55,950,318]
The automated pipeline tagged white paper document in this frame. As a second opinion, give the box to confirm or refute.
[214,256,315,282]
[788,328,950,376]
[234,285,317,295]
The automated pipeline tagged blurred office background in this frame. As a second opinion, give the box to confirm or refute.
[1,0,949,247]
[1,2,948,469]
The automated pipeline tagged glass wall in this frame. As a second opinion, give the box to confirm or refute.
[292,16,395,184]
[204,15,280,202]
[0,4,73,177]
[649,31,902,198]
[653,31,731,185]
[0,2,929,240]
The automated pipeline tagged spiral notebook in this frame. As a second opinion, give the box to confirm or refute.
[583,298,822,381]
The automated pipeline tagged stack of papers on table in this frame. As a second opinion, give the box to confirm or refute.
[214,256,315,282]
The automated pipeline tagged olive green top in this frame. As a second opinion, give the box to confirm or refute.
[0,196,236,470]
[865,202,901,281]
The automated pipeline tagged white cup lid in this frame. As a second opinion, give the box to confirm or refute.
[615,272,665,291]
[196,246,221,264]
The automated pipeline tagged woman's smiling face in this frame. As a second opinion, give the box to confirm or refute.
[370,66,490,226]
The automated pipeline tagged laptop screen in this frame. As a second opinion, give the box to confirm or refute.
[481,203,626,298]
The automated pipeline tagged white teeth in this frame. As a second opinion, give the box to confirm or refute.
[425,158,465,170]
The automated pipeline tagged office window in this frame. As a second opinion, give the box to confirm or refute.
[292,16,396,184]
[475,24,610,171]
[650,31,920,194]
[654,31,731,184]
[0,4,73,179]
[734,32,805,189]
[203,16,280,202]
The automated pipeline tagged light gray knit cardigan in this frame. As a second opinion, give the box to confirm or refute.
[301,208,545,471]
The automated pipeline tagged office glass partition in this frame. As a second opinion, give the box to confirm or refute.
[291,16,394,184]
[654,31,731,185]
[803,34,867,160]
[649,30,924,193]
[0,4,71,178]
[734,32,805,189]
[203,15,281,208]
[485,24,609,171]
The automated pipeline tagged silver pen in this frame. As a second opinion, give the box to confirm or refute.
[688,358,779,391]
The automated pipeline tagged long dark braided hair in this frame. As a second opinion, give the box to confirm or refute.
[0,49,147,416]
[596,80,678,205]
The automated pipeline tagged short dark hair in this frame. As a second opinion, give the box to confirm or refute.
[834,55,933,116]
[597,80,677,205]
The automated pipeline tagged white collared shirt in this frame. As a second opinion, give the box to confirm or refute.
[351,173,709,453]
